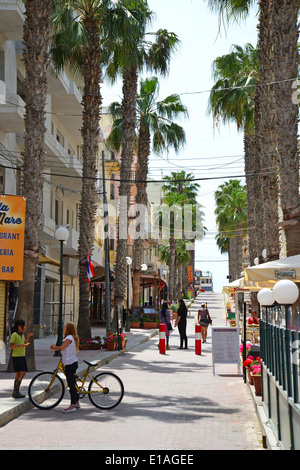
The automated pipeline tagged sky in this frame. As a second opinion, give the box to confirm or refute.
[101,0,259,293]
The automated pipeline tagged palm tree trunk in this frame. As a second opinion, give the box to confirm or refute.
[77,17,102,340]
[257,0,280,262]
[114,67,138,320]
[244,133,257,266]
[10,0,51,372]
[169,237,176,302]
[132,126,150,307]
[273,0,300,256]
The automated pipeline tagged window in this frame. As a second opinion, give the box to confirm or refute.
[66,208,73,228]
[56,129,65,148]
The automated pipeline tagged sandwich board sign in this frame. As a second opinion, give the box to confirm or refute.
[212,326,241,376]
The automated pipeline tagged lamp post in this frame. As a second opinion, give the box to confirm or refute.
[141,264,147,305]
[272,279,299,398]
[125,257,132,332]
[54,226,69,356]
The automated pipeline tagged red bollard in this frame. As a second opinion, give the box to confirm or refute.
[159,323,166,354]
[195,324,202,355]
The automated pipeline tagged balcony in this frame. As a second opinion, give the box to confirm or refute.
[0,92,24,133]
[0,1,24,41]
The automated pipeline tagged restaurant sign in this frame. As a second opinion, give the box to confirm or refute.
[0,195,26,281]
[274,269,296,280]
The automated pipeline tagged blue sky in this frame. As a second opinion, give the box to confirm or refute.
[101,0,259,292]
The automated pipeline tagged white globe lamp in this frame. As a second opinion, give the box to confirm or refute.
[55,226,69,242]
[257,288,274,306]
[273,279,299,306]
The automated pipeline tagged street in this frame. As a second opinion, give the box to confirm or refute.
[0,293,263,451]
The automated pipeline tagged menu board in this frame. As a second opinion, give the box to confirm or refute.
[212,326,241,376]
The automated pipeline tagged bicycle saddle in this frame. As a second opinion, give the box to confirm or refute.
[83,360,98,367]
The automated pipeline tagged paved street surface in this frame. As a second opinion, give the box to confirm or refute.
[0,292,263,451]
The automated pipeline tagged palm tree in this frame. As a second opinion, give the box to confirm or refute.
[208,43,280,266]
[105,20,180,321]
[206,0,300,259]
[272,0,300,256]
[10,0,52,372]
[109,76,188,306]
[162,171,205,302]
[51,0,148,338]
[51,0,112,340]
[214,179,247,281]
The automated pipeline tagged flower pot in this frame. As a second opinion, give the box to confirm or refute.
[91,343,101,350]
[130,321,142,328]
[251,373,262,396]
[143,322,158,329]
[79,344,91,350]
[247,367,253,385]
[106,342,117,351]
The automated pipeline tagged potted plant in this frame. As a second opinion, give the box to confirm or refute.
[251,363,262,396]
[130,315,142,328]
[79,338,91,350]
[243,355,261,386]
[118,332,127,350]
[142,314,159,329]
[90,336,102,350]
[103,332,117,351]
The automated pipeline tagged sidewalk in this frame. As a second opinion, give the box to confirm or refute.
[0,293,279,450]
[0,324,158,428]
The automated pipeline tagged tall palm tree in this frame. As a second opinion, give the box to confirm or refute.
[109,76,188,306]
[162,171,205,302]
[215,179,247,281]
[272,0,300,256]
[208,43,279,266]
[51,0,148,338]
[105,18,180,320]
[10,0,52,372]
[206,0,300,260]
[51,0,112,340]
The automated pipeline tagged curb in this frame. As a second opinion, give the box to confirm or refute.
[0,329,158,428]
[247,382,280,450]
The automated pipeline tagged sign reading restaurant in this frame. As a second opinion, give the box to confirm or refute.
[0,195,26,281]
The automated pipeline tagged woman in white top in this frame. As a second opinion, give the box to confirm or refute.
[50,322,80,413]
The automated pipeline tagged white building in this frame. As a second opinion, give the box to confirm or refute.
[0,1,107,339]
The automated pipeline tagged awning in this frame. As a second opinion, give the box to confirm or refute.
[38,253,60,266]
[140,272,167,288]
[244,255,300,283]
[222,277,270,295]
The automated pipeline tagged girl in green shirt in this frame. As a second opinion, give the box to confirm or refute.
[10,319,33,398]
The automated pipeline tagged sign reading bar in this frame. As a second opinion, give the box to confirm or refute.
[0,195,26,281]
[212,326,241,376]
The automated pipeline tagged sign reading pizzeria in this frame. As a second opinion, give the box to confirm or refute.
[0,195,26,281]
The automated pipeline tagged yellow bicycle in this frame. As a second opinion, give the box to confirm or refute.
[28,359,124,410]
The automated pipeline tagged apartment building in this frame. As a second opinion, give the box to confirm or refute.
[0,1,107,340]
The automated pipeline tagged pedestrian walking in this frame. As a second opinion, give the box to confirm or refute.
[9,319,33,398]
[159,302,173,350]
[50,322,80,413]
[175,299,188,349]
[197,303,212,343]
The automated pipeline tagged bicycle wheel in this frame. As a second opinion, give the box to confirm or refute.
[88,372,124,410]
[28,371,65,410]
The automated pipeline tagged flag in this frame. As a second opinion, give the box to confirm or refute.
[87,252,95,283]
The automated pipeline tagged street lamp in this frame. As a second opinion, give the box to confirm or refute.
[125,257,132,332]
[257,288,275,308]
[54,226,69,356]
[272,280,298,398]
[141,264,147,305]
